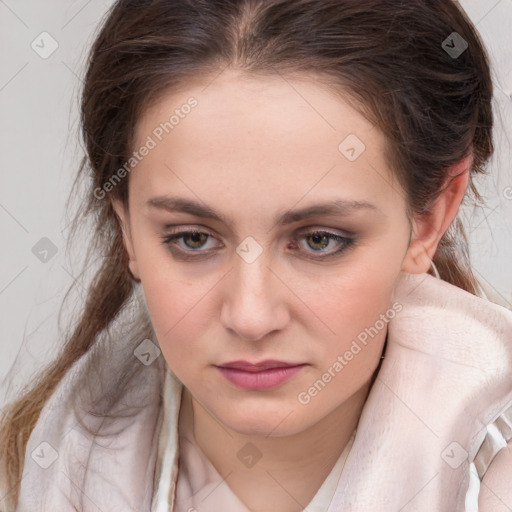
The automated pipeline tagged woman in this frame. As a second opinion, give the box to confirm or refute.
[1,1,511,511]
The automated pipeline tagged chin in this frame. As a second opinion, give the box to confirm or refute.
[214,402,312,438]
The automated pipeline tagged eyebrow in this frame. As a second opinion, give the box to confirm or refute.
[146,196,381,228]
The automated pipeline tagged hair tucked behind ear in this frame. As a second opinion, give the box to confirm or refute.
[0,0,495,508]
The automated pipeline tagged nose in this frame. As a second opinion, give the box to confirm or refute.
[220,252,290,342]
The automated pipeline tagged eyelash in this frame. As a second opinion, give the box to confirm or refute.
[159,228,356,261]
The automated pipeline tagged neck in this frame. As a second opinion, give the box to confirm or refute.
[179,380,372,512]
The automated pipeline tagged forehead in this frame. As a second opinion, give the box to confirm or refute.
[135,68,381,152]
[129,68,401,217]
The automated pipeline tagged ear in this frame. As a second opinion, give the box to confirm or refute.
[401,155,472,274]
[111,197,141,281]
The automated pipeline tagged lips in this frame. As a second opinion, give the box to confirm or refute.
[216,360,302,372]
[215,360,306,390]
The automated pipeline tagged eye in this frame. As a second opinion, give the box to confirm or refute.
[160,228,356,260]
[290,229,356,259]
[160,229,220,258]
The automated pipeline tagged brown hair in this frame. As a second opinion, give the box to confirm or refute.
[0,0,494,508]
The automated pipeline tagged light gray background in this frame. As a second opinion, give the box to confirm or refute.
[1,0,512,398]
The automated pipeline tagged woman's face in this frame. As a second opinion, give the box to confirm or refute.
[113,69,413,436]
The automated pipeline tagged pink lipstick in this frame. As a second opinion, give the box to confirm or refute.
[215,360,306,390]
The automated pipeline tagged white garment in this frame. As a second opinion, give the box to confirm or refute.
[9,272,512,512]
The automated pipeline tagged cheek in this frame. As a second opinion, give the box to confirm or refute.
[134,237,204,333]
[303,259,399,386]
[138,265,219,378]
[303,257,400,343]
[294,271,396,416]
[293,220,408,339]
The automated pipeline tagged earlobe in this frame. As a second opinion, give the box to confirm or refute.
[401,219,438,274]
[401,155,472,274]
[111,197,141,281]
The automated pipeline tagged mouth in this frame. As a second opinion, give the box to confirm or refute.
[214,360,307,390]
[217,359,302,371]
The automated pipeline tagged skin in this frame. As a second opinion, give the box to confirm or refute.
[112,67,470,512]
[479,444,512,511]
